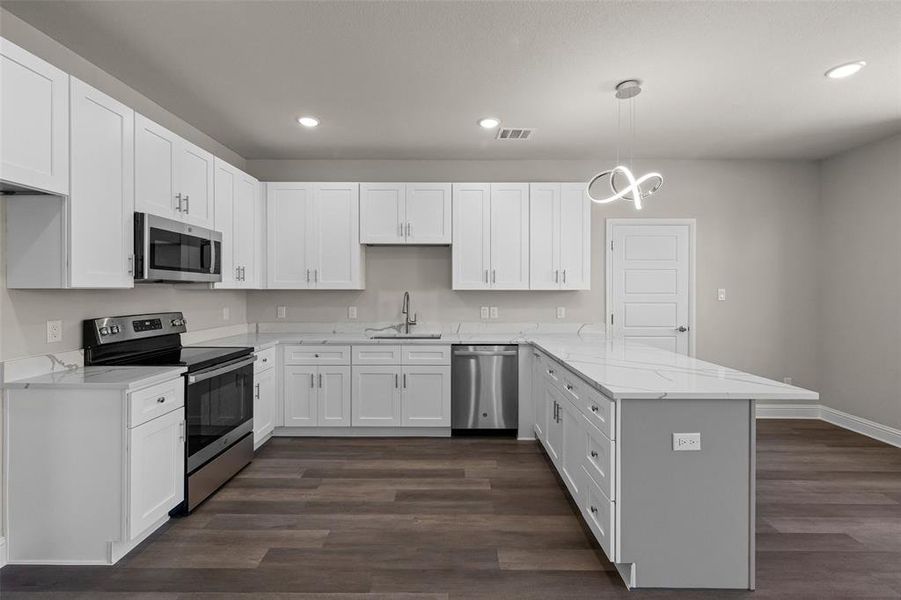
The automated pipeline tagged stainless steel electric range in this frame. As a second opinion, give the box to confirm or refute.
[83,311,254,513]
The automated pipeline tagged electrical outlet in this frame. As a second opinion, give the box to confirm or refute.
[489,306,499,320]
[276,305,287,319]
[348,306,358,320]
[46,320,62,343]
[783,376,793,385]
[222,307,230,321]
[480,306,489,320]
[673,433,701,451]
[556,306,566,319]
[717,288,727,301]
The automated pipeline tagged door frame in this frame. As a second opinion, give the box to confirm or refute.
[605,218,697,357]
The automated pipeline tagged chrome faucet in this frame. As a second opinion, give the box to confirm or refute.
[401,291,417,334]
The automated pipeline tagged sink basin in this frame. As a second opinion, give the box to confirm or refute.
[369,333,442,339]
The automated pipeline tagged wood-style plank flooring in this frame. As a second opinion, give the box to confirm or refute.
[4,419,901,599]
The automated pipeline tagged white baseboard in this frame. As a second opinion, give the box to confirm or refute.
[756,403,901,449]
[0,536,8,568]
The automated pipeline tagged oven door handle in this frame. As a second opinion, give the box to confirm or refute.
[187,355,256,385]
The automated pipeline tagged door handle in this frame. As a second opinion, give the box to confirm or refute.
[562,269,566,284]
[318,373,322,388]
[314,269,318,283]
[398,222,404,237]
[255,382,260,399]
[406,222,411,237]
[554,270,559,283]
[395,373,399,388]
[403,373,407,388]
[306,269,311,283]
[491,269,496,284]
[676,326,689,333]
[484,269,489,284]
[310,373,315,388]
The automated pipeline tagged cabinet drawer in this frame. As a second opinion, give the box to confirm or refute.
[582,415,615,499]
[129,378,185,428]
[402,345,451,365]
[582,465,615,562]
[581,386,615,441]
[284,345,350,365]
[352,345,402,365]
[254,347,276,373]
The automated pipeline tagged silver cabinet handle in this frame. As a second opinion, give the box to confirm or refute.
[255,382,260,399]
[241,266,246,281]
[563,269,567,284]
[590,405,599,413]
[491,269,496,283]
[406,222,411,237]
[318,373,322,388]
[175,193,183,212]
[590,505,598,515]
[590,450,598,459]
[236,266,241,280]
[395,373,399,388]
[179,421,185,442]
[184,194,190,214]
[484,269,489,284]
[398,223,404,237]
[128,255,134,275]
[156,396,166,404]
[403,373,407,388]
[555,270,559,283]
[454,350,518,357]
[310,373,315,388]
[306,269,311,283]
[314,269,318,283]
[566,384,574,391]
[676,326,689,333]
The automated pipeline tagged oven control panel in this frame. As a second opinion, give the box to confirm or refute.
[132,318,163,332]
[83,312,188,346]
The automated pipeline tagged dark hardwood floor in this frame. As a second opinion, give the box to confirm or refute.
[4,419,901,599]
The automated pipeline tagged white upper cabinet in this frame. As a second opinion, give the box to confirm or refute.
[452,183,528,290]
[0,37,69,195]
[529,183,591,290]
[214,158,259,288]
[68,78,135,288]
[135,113,214,228]
[360,182,451,245]
[266,182,363,289]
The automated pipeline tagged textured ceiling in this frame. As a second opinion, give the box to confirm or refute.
[3,0,900,160]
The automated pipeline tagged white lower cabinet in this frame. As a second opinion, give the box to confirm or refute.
[253,366,276,447]
[352,365,402,426]
[128,408,185,539]
[319,366,352,426]
[284,365,351,427]
[401,366,451,427]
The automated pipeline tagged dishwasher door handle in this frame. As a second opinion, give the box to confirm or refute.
[453,350,518,357]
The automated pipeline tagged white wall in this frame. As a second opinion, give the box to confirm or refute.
[818,134,901,430]
[247,158,820,390]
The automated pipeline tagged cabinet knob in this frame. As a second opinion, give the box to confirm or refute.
[566,384,573,391]
[156,396,166,404]
[590,505,598,514]
[590,405,599,413]
[590,450,598,459]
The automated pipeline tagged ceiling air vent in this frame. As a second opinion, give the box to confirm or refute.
[496,127,534,140]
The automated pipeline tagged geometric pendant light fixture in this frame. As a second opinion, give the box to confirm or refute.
[586,80,663,210]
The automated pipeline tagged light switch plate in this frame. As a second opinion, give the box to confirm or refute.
[717,288,727,301]
[348,306,358,320]
[673,433,701,451]
[46,320,62,344]
[276,305,287,319]
[556,306,566,319]
[480,306,489,320]
[489,306,499,320]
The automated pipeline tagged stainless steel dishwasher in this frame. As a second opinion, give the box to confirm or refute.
[452,345,518,431]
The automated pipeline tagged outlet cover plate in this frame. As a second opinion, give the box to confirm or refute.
[673,432,701,451]
[348,306,358,320]
[46,320,62,343]
[480,306,489,320]
[489,306,499,319]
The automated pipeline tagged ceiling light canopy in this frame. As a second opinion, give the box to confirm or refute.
[297,116,320,128]
[825,61,866,79]
[478,117,500,129]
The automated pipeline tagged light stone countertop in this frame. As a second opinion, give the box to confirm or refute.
[194,329,818,402]
[2,365,187,391]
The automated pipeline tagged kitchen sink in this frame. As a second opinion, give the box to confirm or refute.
[369,333,442,339]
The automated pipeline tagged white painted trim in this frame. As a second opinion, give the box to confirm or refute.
[274,426,451,437]
[756,404,901,449]
[0,536,7,568]
[605,218,697,357]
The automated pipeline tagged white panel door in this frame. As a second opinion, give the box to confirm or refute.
[401,366,451,427]
[529,183,560,289]
[452,183,490,289]
[314,182,361,289]
[135,114,178,219]
[68,78,134,289]
[559,397,586,498]
[267,182,314,288]
[128,409,184,540]
[610,222,692,354]
[490,183,529,289]
[318,366,351,426]
[406,183,452,244]
[253,367,276,446]
[360,183,405,244]
[234,172,258,287]
[544,386,562,465]
[175,140,214,228]
[0,37,69,195]
[213,159,237,286]
[531,351,546,441]
[559,183,591,290]
[352,366,402,426]
[284,366,318,426]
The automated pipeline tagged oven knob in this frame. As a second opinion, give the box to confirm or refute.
[110,325,120,334]
[99,326,110,336]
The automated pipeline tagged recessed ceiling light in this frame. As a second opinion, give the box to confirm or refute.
[825,61,866,79]
[478,117,500,129]
[297,116,320,128]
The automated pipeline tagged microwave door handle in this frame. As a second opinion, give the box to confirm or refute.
[210,237,216,274]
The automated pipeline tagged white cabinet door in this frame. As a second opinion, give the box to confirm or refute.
[559,183,590,290]
[490,183,529,289]
[406,183,452,244]
[452,183,491,289]
[0,37,69,195]
[234,171,258,287]
[401,366,451,427]
[135,114,179,219]
[253,181,266,288]
[267,182,314,289]
[175,140,214,228]
[531,351,546,441]
[529,183,561,290]
[352,366,401,426]
[253,367,276,446]
[68,78,134,289]
[360,183,405,244]
[319,366,351,426]
[128,409,184,540]
[313,182,361,289]
[213,159,238,286]
[559,397,586,498]
[284,365,318,426]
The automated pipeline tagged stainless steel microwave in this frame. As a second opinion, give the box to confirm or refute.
[134,213,222,283]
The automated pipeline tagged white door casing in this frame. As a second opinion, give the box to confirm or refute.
[607,219,695,355]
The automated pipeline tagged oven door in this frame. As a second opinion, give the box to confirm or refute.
[135,212,222,283]
[185,355,254,472]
